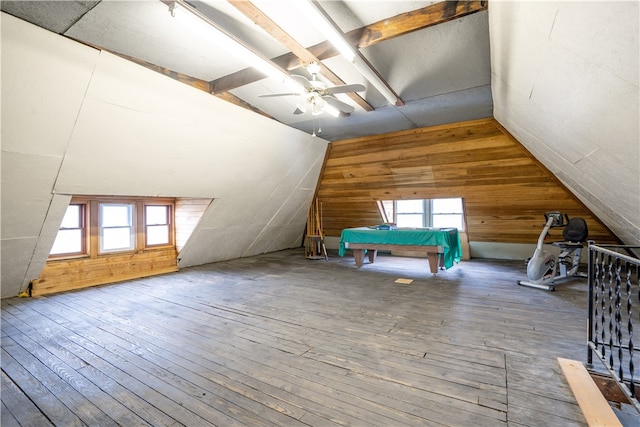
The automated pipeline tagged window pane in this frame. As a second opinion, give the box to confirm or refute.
[101,204,132,227]
[397,214,424,228]
[433,214,463,229]
[396,200,424,213]
[147,225,170,245]
[50,229,82,254]
[146,205,168,225]
[101,227,134,251]
[60,205,81,228]
[432,198,463,213]
[50,204,85,256]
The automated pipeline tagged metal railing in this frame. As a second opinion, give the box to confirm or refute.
[588,244,640,410]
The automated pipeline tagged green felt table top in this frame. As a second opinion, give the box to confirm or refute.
[339,227,462,269]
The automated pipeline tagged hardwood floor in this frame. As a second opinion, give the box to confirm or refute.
[2,249,592,426]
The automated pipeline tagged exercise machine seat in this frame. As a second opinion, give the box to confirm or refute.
[553,217,588,248]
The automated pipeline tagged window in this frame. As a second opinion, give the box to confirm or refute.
[380,198,464,230]
[431,198,464,229]
[49,196,175,259]
[396,199,426,228]
[50,203,86,257]
[100,203,135,253]
[145,204,171,246]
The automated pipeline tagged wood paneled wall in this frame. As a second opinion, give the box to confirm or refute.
[31,248,178,296]
[317,118,618,245]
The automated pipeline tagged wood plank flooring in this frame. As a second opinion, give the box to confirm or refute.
[2,248,592,426]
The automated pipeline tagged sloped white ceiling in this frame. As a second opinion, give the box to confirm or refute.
[489,1,639,245]
[0,0,494,141]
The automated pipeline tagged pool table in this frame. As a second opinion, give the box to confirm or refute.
[338,227,462,273]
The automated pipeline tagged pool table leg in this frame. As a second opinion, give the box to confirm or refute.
[353,249,365,267]
[426,250,439,274]
[352,249,378,267]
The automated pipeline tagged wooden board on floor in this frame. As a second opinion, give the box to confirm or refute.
[558,358,622,427]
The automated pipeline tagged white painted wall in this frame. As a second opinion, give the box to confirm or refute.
[1,14,328,298]
[489,1,640,246]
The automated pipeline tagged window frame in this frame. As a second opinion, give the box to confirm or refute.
[395,199,430,228]
[48,196,176,260]
[430,198,465,230]
[99,202,136,254]
[379,198,465,231]
[143,202,174,248]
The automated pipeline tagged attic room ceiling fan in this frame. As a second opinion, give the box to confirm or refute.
[259,62,365,117]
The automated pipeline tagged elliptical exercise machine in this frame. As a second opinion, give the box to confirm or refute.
[517,211,589,291]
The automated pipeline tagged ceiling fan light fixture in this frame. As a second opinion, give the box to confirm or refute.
[260,63,361,118]
[308,93,325,116]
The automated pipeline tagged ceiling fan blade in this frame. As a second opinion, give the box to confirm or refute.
[325,83,365,95]
[291,74,313,90]
[323,96,355,113]
[258,92,300,98]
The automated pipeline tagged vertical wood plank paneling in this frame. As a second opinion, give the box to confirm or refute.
[317,118,618,244]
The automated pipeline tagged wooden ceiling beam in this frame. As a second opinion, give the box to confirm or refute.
[226,0,316,68]
[211,0,488,93]
[352,0,487,49]
[224,0,374,112]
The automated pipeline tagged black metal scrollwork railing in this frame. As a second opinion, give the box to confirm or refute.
[588,244,640,410]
